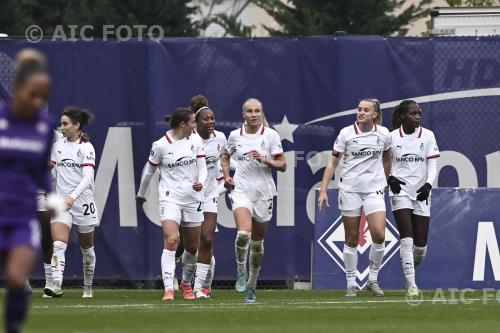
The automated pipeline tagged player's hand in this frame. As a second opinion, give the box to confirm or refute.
[224,176,235,190]
[416,183,432,203]
[64,196,75,209]
[317,191,329,213]
[135,196,146,206]
[193,182,203,192]
[249,150,266,163]
[387,175,406,194]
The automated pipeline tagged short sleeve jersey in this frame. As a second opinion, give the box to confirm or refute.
[389,126,440,199]
[226,124,283,201]
[193,130,227,201]
[149,131,205,205]
[333,122,391,193]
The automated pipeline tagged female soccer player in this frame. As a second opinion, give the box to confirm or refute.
[0,49,55,333]
[136,108,207,301]
[192,102,227,298]
[318,98,392,297]
[46,107,98,298]
[388,100,439,297]
[220,98,286,303]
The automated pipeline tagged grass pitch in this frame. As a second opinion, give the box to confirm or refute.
[1,289,499,333]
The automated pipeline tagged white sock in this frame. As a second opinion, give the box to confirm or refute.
[161,249,176,291]
[247,240,264,287]
[203,256,216,289]
[343,245,358,288]
[81,246,96,287]
[193,263,210,290]
[368,242,385,282]
[181,250,198,284]
[413,245,427,268]
[44,263,53,287]
[235,231,250,273]
[400,238,415,287]
[51,241,67,288]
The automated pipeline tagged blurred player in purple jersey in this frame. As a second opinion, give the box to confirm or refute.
[0,49,55,333]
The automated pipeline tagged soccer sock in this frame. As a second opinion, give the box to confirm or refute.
[413,245,427,268]
[343,245,358,288]
[203,255,216,289]
[181,250,198,284]
[43,263,53,287]
[400,238,416,287]
[81,246,96,287]
[51,240,67,288]
[247,240,264,287]
[235,231,251,273]
[368,242,385,282]
[5,288,28,333]
[193,263,210,291]
[161,249,176,291]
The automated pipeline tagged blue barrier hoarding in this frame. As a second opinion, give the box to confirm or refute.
[314,188,500,289]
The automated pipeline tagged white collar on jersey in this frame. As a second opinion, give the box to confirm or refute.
[165,130,190,144]
[353,122,377,134]
[193,128,216,138]
[399,126,422,138]
[240,124,265,136]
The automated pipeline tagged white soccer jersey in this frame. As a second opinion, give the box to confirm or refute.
[50,138,96,197]
[193,130,227,201]
[333,122,391,193]
[389,126,440,200]
[149,131,205,205]
[226,124,283,201]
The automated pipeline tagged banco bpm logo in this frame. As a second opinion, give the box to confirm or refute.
[317,211,400,289]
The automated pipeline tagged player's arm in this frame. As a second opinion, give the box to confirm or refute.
[136,144,160,205]
[317,153,341,212]
[259,153,286,172]
[66,144,96,209]
[383,149,392,179]
[221,134,236,189]
[193,148,207,192]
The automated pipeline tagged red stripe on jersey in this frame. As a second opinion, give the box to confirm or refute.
[196,154,206,158]
[384,147,391,152]
[81,163,95,167]
[399,127,403,137]
[373,123,377,132]
[332,150,341,157]
[148,160,159,166]
[427,154,440,160]
[165,132,173,144]
[353,123,359,135]
[260,125,265,135]
[240,126,243,136]
[417,127,423,138]
[50,160,56,164]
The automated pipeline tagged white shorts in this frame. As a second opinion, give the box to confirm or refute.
[338,189,386,217]
[390,195,431,217]
[203,197,218,214]
[159,201,204,227]
[36,192,47,212]
[230,191,273,223]
[50,195,98,232]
